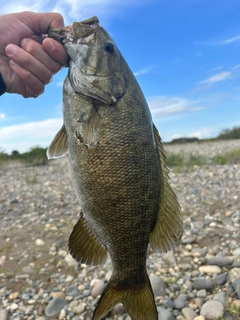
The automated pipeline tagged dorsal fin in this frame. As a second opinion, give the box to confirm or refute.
[150,124,183,252]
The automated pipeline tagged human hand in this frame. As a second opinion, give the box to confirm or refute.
[0,11,69,98]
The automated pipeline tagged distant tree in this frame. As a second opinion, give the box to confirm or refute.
[217,126,240,140]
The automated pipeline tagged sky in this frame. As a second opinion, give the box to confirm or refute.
[0,0,240,153]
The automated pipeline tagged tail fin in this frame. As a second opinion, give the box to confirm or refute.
[92,276,158,320]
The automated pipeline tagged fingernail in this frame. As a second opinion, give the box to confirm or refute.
[5,44,16,57]
[20,38,28,47]
[9,60,19,69]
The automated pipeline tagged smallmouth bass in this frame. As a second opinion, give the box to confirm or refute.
[47,16,182,320]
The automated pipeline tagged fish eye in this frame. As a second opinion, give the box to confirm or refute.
[104,42,115,53]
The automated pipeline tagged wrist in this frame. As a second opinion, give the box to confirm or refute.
[0,73,7,96]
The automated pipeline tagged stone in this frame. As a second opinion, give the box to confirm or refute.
[50,292,65,299]
[157,306,175,320]
[66,285,81,297]
[207,256,232,267]
[228,268,240,282]
[173,293,187,309]
[182,307,198,320]
[199,265,221,274]
[9,292,19,300]
[45,297,68,317]
[59,309,66,320]
[72,303,86,314]
[193,317,205,320]
[91,279,105,298]
[193,278,214,290]
[35,239,45,246]
[231,300,240,312]
[163,298,174,309]
[200,300,224,319]
[9,303,18,311]
[162,251,176,265]
[0,309,8,320]
[232,248,240,256]
[233,279,240,299]
[149,274,166,297]
[64,254,78,267]
[196,289,207,298]
[215,273,227,285]
[113,303,125,315]
[212,292,227,306]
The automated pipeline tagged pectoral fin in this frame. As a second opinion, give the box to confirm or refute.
[69,213,108,265]
[150,124,183,252]
[47,124,68,159]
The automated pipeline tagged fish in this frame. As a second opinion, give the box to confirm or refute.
[47,16,182,320]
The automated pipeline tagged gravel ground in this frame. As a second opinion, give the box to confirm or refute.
[0,140,240,320]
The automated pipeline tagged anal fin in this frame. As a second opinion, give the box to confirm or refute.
[68,213,107,265]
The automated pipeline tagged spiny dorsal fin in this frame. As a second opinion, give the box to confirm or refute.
[150,124,183,253]
[47,124,68,159]
[68,213,108,266]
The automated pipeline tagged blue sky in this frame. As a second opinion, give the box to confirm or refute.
[0,0,240,153]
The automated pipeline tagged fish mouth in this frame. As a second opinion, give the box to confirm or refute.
[48,16,99,44]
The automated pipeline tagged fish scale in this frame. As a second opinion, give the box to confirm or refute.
[47,16,182,320]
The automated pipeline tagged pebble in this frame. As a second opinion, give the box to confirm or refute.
[157,306,175,320]
[215,273,227,285]
[212,292,227,305]
[207,256,232,267]
[198,265,221,274]
[45,297,68,317]
[174,293,187,309]
[150,274,166,297]
[66,285,81,297]
[200,300,224,319]
[91,279,105,298]
[35,239,45,246]
[9,292,19,300]
[0,309,8,320]
[182,307,198,320]
[50,292,65,299]
[193,278,214,290]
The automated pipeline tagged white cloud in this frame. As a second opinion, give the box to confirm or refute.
[0,118,63,154]
[134,66,153,77]
[195,35,240,46]
[0,113,6,119]
[198,71,231,86]
[187,129,210,139]
[147,96,205,118]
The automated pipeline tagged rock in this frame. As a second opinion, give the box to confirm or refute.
[181,236,196,244]
[45,297,68,317]
[35,239,45,246]
[200,300,224,320]
[162,251,176,265]
[199,265,221,274]
[149,274,166,297]
[163,298,174,309]
[173,293,187,309]
[212,292,227,306]
[215,273,227,285]
[233,279,240,299]
[0,309,8,320]
[232,248,240,256]
[59,309,66,320]
[228,268,240,282]
[0,256,6,266]
[9,292,19,300]
[66,285,81,297]
[157,306,175,320]
[50,291,65,299]
[196,289,207,298]
[207,256,232,267]
[193,278,214,290]
[72,302,86,314]
[9,303,18,311]
[91,279,105,298]
[193,317,205,320]
[113,303,125,315]
[64,254,78,267]
[182,307,198,320]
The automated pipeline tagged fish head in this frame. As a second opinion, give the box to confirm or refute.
[48,16,126,106]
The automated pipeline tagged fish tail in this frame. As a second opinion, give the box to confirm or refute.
[92,276,158,320]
